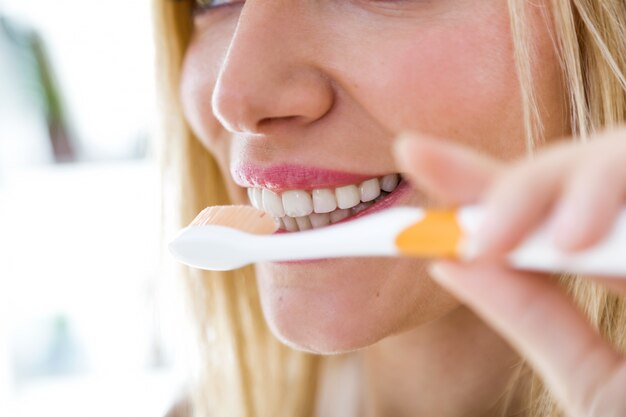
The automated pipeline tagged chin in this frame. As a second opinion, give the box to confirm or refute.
[255,257,458,354]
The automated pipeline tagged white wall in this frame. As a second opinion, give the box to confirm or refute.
[0,1,183,415]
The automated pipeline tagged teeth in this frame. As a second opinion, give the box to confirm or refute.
[380,174,399,192]
[335,185,360,209]
[312,189,337,214]
[248,188,264,209]
[282,216,298,232]
[246,173,402,231]
[309,212,330,228]
[329,209,351,224]
[295,216,312,231]
[282,190,313,217]
[351,201,373,215]
[359,178,381,202]
[262,189,285,217]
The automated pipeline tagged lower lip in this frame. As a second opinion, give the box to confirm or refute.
[271,179,412,265]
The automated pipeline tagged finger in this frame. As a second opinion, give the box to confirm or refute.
[471,143,575,257]
[550,135,626,252]
[429,260,622,417]
[393,132,501,205]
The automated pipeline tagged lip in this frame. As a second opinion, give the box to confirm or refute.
[271,178,412,265]
[232,164,382,192]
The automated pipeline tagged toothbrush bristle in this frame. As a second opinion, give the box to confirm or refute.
[189,205,278,235]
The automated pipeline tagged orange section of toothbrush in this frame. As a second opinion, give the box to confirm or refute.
[395,210,463,258]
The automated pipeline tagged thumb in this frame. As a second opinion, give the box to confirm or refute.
[393,132,501,205]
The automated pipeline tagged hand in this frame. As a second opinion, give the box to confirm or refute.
[393,128,626,417]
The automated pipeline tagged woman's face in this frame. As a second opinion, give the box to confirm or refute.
[180,0,566,353]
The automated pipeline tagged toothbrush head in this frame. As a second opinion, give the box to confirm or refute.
[189,205,279,234]
[169,205,279,271]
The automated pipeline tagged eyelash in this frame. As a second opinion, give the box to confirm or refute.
[191,0,415,17]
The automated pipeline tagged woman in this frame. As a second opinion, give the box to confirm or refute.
[153,0,626,416]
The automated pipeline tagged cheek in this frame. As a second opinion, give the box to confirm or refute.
[180,45,221,152]
[396,27,519,134]
[180,27,236,157]
[180,32,249,204]
[343,11,526,159]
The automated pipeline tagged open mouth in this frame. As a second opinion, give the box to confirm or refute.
[246,173,406,232]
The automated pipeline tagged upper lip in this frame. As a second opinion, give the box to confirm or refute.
[231,163,390,192]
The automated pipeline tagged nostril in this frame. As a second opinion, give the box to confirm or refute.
[257,115,303,131]
[212,90,308,134]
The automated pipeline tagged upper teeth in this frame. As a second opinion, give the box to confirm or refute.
[246,174,401,231]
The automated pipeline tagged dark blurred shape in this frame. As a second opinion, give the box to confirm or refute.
[1,15,76,163]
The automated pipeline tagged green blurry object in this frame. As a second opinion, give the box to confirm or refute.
[1,15,76,162]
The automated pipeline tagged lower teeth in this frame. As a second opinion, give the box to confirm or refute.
[350,201,372,215]
[279,190,392,232]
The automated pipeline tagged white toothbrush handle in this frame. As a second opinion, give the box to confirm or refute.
[458,206,626,277]
[247,207,426,262]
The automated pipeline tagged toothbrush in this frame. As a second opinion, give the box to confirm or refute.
[168,205,626,276]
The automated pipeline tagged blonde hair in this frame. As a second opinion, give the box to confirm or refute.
[152,1,626,416]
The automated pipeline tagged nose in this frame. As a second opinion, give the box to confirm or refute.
[212,2,334,134]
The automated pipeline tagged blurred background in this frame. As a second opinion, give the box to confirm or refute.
[0,1,184,415]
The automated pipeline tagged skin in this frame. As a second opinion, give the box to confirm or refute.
[177,0,621,415]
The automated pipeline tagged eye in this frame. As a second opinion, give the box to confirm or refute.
[193,0,236,14]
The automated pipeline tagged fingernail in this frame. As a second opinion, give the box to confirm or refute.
[458,208,492,260]
[549,202,579,251]
[392,132,419,167]
[428,262,451,284]
[457,234,486,261]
